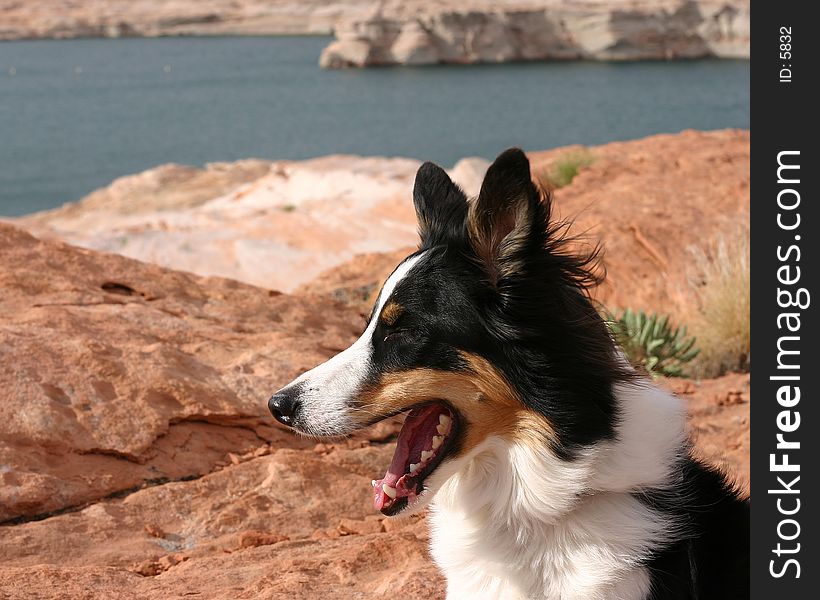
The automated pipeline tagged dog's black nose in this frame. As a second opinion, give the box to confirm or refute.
[268,391,300,427]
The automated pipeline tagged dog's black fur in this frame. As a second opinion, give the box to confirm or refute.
[641,458,750,598]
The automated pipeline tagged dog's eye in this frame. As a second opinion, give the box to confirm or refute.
[383,329,409,343]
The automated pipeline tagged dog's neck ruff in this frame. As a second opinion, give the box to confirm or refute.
[428,382,687,600]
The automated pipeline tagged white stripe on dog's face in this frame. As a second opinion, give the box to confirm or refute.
[280,252,426,436]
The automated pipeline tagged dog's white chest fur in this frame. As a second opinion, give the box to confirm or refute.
[426,383,686,600]
[429,493,653,600]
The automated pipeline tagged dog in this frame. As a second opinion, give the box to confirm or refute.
[268,148,750,599]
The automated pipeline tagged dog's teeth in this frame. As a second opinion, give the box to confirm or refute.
[432,435,443,449]
[371,480,377,487]
[409,463,420,474]
[382,483,397,499]
[439,414,451,429]
[420,450,433,462]
[436,424,446,435]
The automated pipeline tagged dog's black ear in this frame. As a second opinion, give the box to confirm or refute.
[413,162,469,249]
[467,148,548,284]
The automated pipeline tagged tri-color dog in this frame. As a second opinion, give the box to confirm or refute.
[268,149,749,599]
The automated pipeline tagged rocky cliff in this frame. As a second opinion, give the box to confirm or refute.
[320,0,750,67]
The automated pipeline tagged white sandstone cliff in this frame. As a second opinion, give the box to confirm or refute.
[319,0,750,68]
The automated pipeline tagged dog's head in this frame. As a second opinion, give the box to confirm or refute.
[269,148,628,516]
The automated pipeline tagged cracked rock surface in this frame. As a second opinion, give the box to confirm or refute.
[0,223,360,522]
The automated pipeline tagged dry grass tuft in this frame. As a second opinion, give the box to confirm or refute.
[685,223,750,378]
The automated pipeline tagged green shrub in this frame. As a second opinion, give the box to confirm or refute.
[607,309,700,378]
[545,150,595,188]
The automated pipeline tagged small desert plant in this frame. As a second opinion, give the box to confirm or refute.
[685,226,750,377]
[544,149,595,188]
[607,309,700,378]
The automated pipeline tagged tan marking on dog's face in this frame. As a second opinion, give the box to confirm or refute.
[354,351,556,456]
[380,301,404,327]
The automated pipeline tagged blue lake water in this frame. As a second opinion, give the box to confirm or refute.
[0,36,749,216]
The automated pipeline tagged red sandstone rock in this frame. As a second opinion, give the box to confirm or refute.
[0,223,365,522]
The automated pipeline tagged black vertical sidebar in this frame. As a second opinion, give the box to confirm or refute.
[751,1,817,598]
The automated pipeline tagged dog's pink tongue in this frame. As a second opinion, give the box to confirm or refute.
[372,404,445,512]
[372,418,414,512]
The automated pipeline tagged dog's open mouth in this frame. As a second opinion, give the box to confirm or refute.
[372,402,457,516]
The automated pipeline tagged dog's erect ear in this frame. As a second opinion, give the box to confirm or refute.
[467,148,548,284]
[413,162,469,249]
